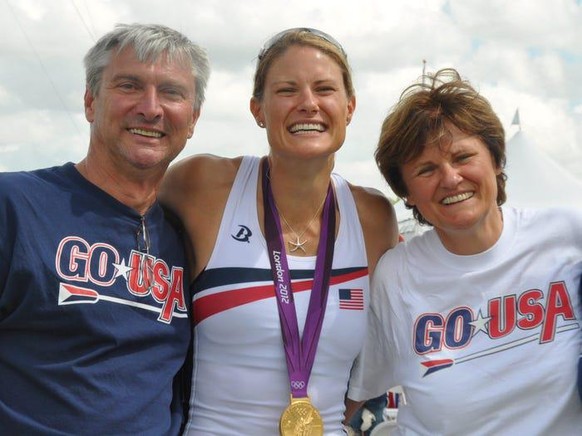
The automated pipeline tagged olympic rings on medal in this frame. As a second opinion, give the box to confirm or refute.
[290,380,306,390]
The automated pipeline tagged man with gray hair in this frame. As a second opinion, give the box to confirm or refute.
[0,23,210,434]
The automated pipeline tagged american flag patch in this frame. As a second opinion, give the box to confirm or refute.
[338,288,364,310]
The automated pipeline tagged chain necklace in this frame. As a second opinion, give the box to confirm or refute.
[277,196,327,254]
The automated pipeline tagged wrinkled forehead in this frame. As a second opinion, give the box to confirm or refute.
[406,121,476,165]
[425,121,475,152]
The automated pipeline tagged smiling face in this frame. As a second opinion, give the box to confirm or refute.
[250,45,355,162]
[402,123,503,250]
[84,46,199,175]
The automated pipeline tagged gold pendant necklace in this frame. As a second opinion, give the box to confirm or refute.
[278,196,326,254]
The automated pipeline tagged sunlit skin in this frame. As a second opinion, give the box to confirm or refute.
[83,46,199,183]
[402,123,504,255]
[159,40,398,280]
[250,45,355,170]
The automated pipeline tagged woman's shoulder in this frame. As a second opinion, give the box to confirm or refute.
[347,184,396,223]
[166,154,244,185]
[509,205,582,228]
[159,154,247,217]
[344,183,400,273]
[505,205,582,247]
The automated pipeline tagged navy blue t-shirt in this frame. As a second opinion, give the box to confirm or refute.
[0,163,191,434]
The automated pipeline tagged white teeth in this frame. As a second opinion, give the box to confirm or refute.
[289,123,325,133]
[129,128,163,138]
[442,192,473,205]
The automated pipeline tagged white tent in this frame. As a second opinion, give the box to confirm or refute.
[504,130,582,209]
[395,128,582,238]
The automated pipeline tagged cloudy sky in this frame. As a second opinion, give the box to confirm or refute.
[1,0,581,203]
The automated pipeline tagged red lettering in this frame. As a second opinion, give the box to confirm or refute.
[127,251,154,296]
[151,261,170,302]
[159,267,186,323]
[488,295,517,338]
[540,281,575,343]
[517,289,544,330]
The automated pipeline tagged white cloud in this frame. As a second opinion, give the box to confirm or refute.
[450,0,582,48]
[0,0,581,196]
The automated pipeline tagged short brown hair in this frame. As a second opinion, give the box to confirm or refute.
[375,68,507,225]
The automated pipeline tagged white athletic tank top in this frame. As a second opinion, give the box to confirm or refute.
[185,155,369,435]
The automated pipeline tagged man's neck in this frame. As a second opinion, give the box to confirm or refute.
[76,159,159,215]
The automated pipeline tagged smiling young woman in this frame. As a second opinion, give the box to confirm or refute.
[159,28,399,435]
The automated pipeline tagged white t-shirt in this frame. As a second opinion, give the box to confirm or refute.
[348,206,582,435]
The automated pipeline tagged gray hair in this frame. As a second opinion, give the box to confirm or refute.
[84,23,210,109]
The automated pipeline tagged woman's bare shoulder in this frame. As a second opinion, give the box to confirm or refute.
[348,183,400,273]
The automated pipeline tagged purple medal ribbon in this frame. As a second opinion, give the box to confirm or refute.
[261,158,336,399]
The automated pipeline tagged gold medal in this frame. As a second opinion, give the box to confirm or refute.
[279,396,323,436]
